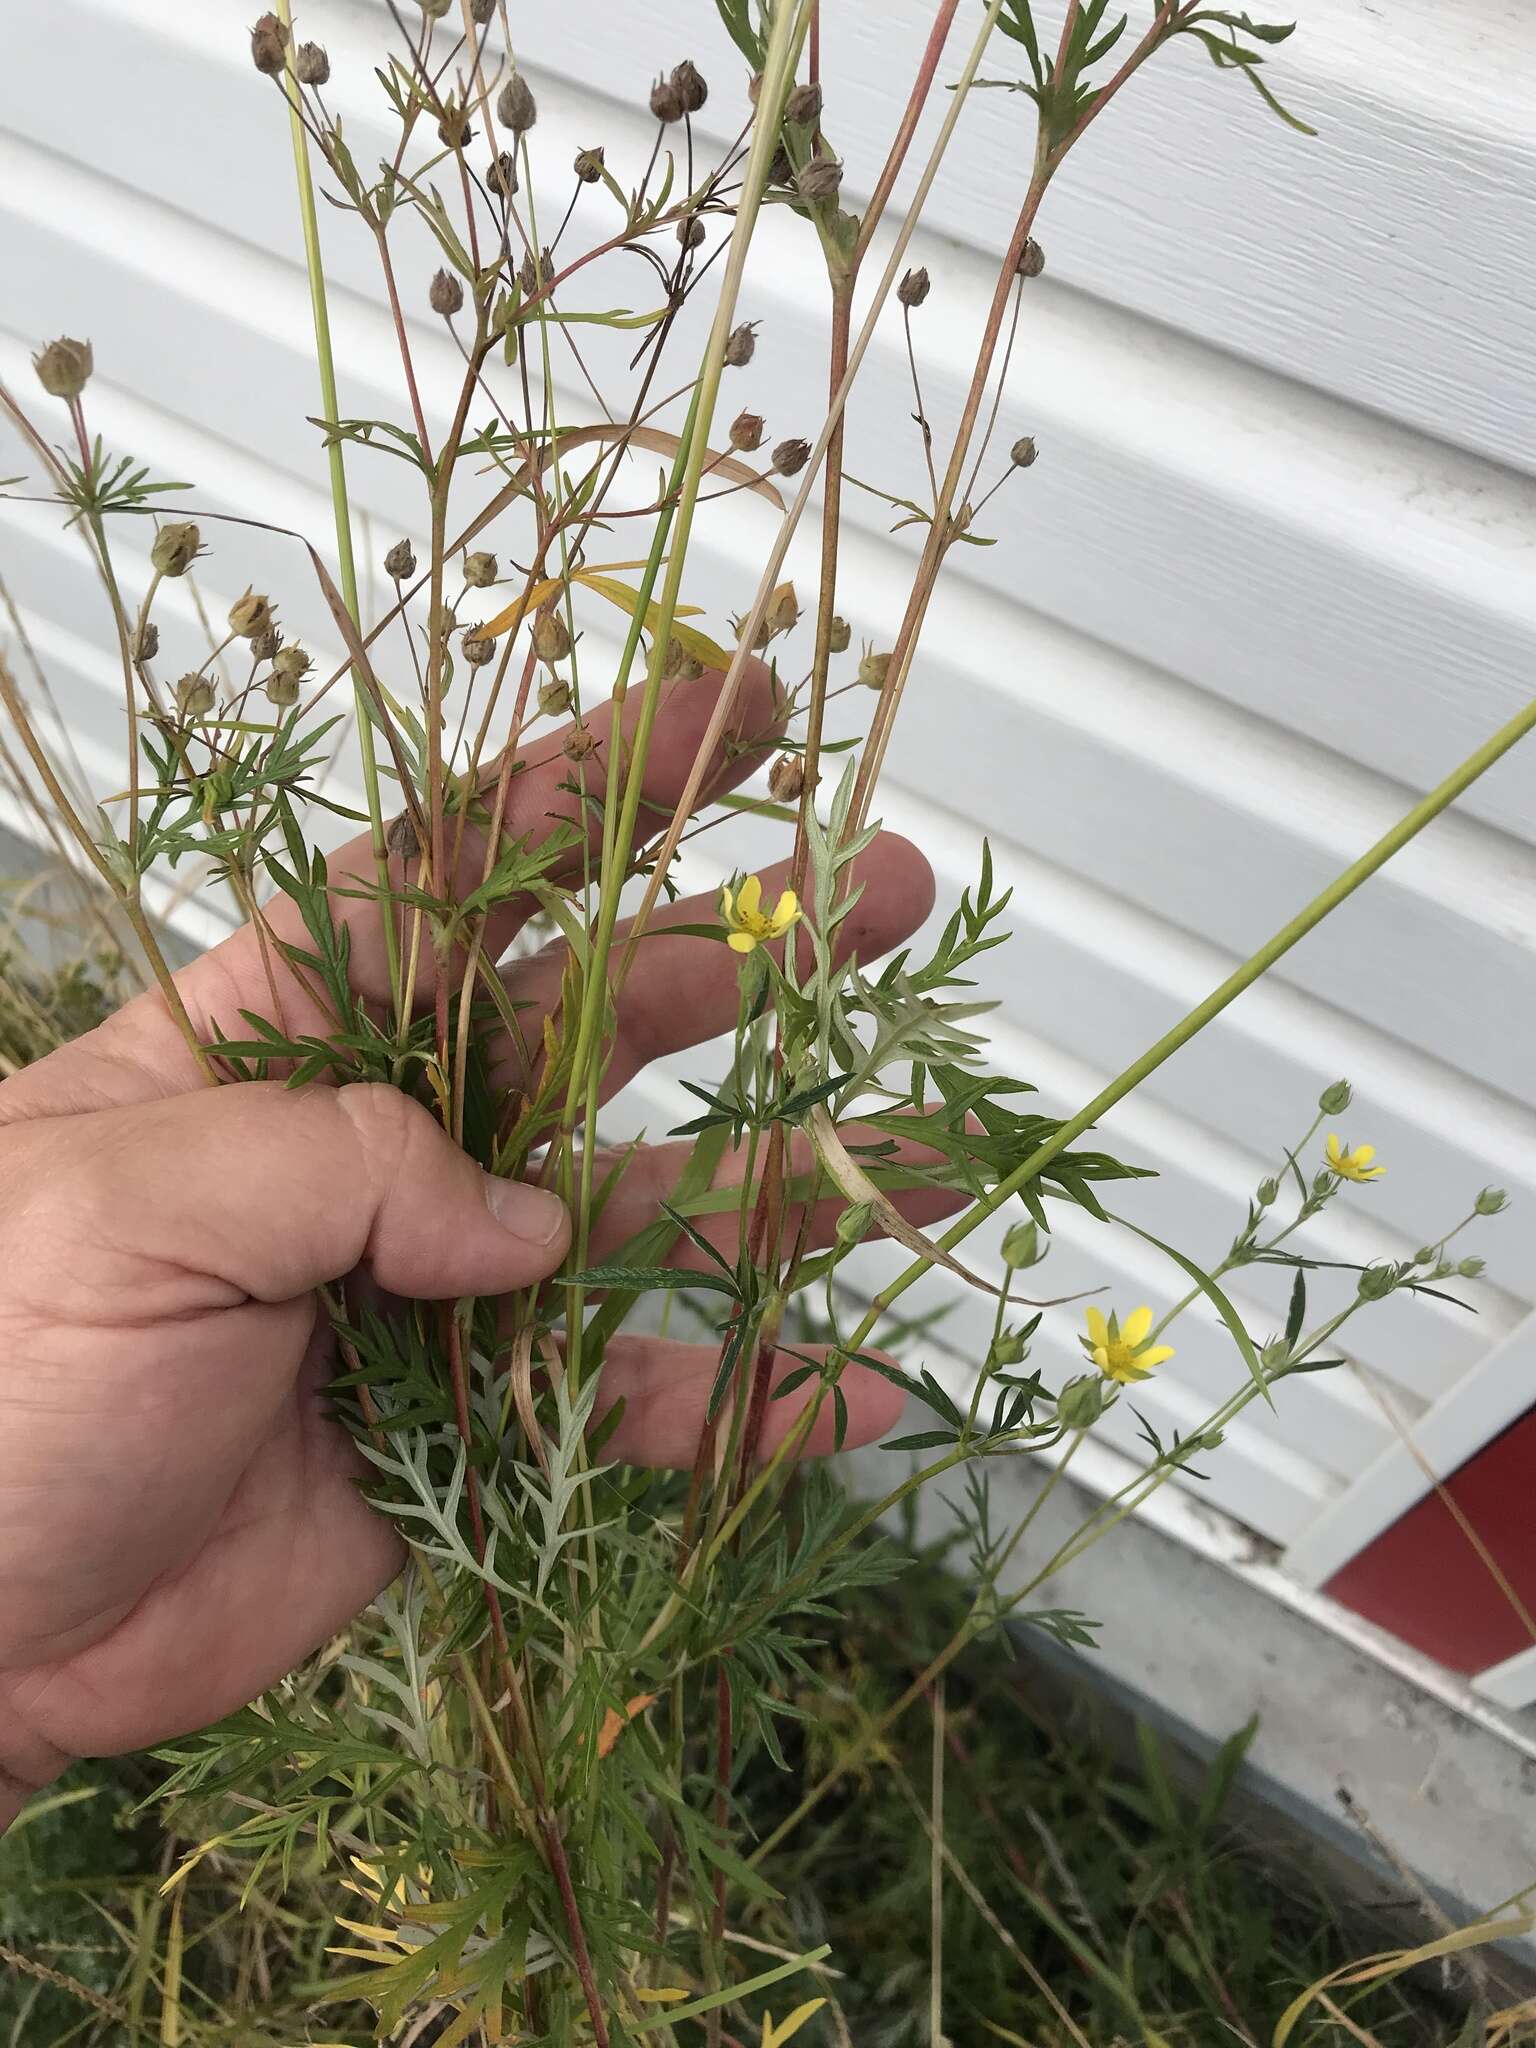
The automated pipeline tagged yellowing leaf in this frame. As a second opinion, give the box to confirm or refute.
[597,1690,659,1758]
[634,1987,690,2004]
[762,1998,826,2048]
[571,573,732,672]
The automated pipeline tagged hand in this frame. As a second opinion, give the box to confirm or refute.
[0,660,951,1817]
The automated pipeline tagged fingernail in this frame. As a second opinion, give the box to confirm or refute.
[484,1176,569,1246]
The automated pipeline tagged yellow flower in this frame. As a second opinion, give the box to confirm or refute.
[721,873,800,954]
[1083,1304,1174,1385]
[1325,1133,1385,1183]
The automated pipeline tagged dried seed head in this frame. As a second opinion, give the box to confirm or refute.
[249,625,282,664]
[662,637,703,681]
[768,752,804,802]
[768,144,792,186]
[265,671,299,709]
[437,98,474,150]
[537,676,572,718]
[417,0,453,17]
[677,215,707,249]
[573,145,605,183]
[32,336,93,399]
[771,437,810,477]
[671,59,708,112]
[228,589,274,640]
[497,71,537,133]
[1017,236,1045,279]
[897,265,930,309]
[765,580,799,638]
[294,40,330,85]
[785,79,822,126]
[532,612,571,664]
[461,629,496,667]
[176,672,216,720]
[430,267,465,315]
[249,11,289,74]
[463,549,498,588]
[649,73,686,123]
[729,410,765,452]
[151,520,201,578]
[385,812,420,859]
[487,150,519,198]
[133,621,159,663]
[271,644,311,689]
[518,245,552,294]
[563,721,598,761]
[470,0,496,20]
[724,321,756,367]
[827,614,851,653]
[384,538,417,581]
[858,647,892,691]
[795,155,842,205]
[1010,434,1038,469]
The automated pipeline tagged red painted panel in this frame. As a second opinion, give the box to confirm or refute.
[1325,1410,1536,1674]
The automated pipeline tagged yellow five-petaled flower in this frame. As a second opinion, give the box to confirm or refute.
[1325,1133,1385,1183]
[1083,1304,1175,1385]
[721,873,801,954]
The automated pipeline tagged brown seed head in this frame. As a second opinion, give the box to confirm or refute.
[437,98,474,150]
[1010,434,1038,469]
[228,590,274,640]
[771,437,810,477]
[537,676,572,718]
[827,614,851,653]
[768,752,805,802]
[384,538,417,581]
[133,621,160,663]
[461,630,496,667]
[249,12,289,74]
[176,673,216,720]
[470,0,496,21]
[249,625,282,664]
[563,722,598,761]
[151,521,201,578]
[663,638,703,681]
[897,265,930,309]
[670,59,708,112]
[677,215,707,249]
[1017,237,1045,279]
[271,644,312,689]
[765,580,799,639]
[487,150,519,199]
[519,246,552,295]
[795,155,842,205]
[266,670,300,709]
[463,550,498,588]
[32,336,93,399]
[785,80,822,126]
[724,321,756,368]
[295,41,330,85]
[498,71,537,133]
[768,144,793,186]
[386,812,421,860]
[728,409,766,452]
[649,73,686,123]
[430,268,465,316]
[573,145,605,183]
[858,647,892,691]
[532,612,571,664]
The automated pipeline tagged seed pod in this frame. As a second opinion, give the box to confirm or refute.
[417,0,453,17]
[765,580,799,638]
[897,265,930,309]
[385,538,417,581]
[271,644,311,690]
[795,155,842,205]
[827,614,851,653]
[519,245,552,294]
[1256,1177,1279,1207]
[1010,434,1038,469]
[249,11,288,74]
[564,722,598,761]
[663,637,703,681]
[32,336,93,399]
[728,409,765,452]
[463,550,498,588]
[151,521,201,577]
[462,630,496,667]
[988,1327,1029,1369]
[677,215,706,249]
[1318,1079,1353,1114]
[430,268,465,316]
[771,437,810,477]
[537,676,572,718]
[723,321,756,367]
[768,752,804,802]
[470,0,496,21]
[294,41,329,86]
[649,73,686,123]
[1056,1374,1105,1429]
[785,80,822,126]
[266,669,300,708]
[249,625,282,664]
[768,144,793,186]
[858,647,892,691]
[176,672,216,720]
[1017,236,1045,279]
[133,621,159,663]
[228,589,274,640]
[498,71,537,133]
[671,59,708,113]
[532,612,571,664]
[1357,1263,1396,1301]
[573,145,605,183]
[487,150,519,199]
[438,98,474,150]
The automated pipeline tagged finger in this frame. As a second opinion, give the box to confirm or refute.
[3,1080,570,1313]
[590,1336,905,1467]
[496,830,936,1101]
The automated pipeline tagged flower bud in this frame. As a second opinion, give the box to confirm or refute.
[827,615,851,653]
[1319,1079,1353,1115]
[1056,1375,1105,1430]
[574,145,605,183]
[785,80,822,126]
[1413,1247,1436,1267]
[663,637,703,681]
[765,580,799,638]
[650,73,686,123]
[295,41,330,85]
[771,437,810,476]
[463,550,498,588]
[1260,1337,1291,1371]
[430,268,465,315]
[33,335,95,400]
[271,644,311,691]
[1001,1220,1042,1269]
[176,672,216,720]
[1010,435,1038,468]
[228,589,274,640]
[497,71,537,133]
[385,538,417,581]
[461,629,496,667]
[1357,1263,1396,1301]
[249,11,288,75]
[897,266,930,309]
[677,215,707,249]
[532,612,570,663]
[564,722,598,761]
[1017,237,1045,279]
[768,752,804,802]
[835,1200,874,1247]
[488,150,519,199]
[537,676,572,718]
[858,648,892,691]
[724,321,757,367]
[670,59,708,113]
[1255,1177,1279,1208]
[438,99,474,150]
[151,521,201,577]
[1475,1187,1509,1216]
[729,409,766,452]
[796,156,843,205]
[1458,1256,1486,1278]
